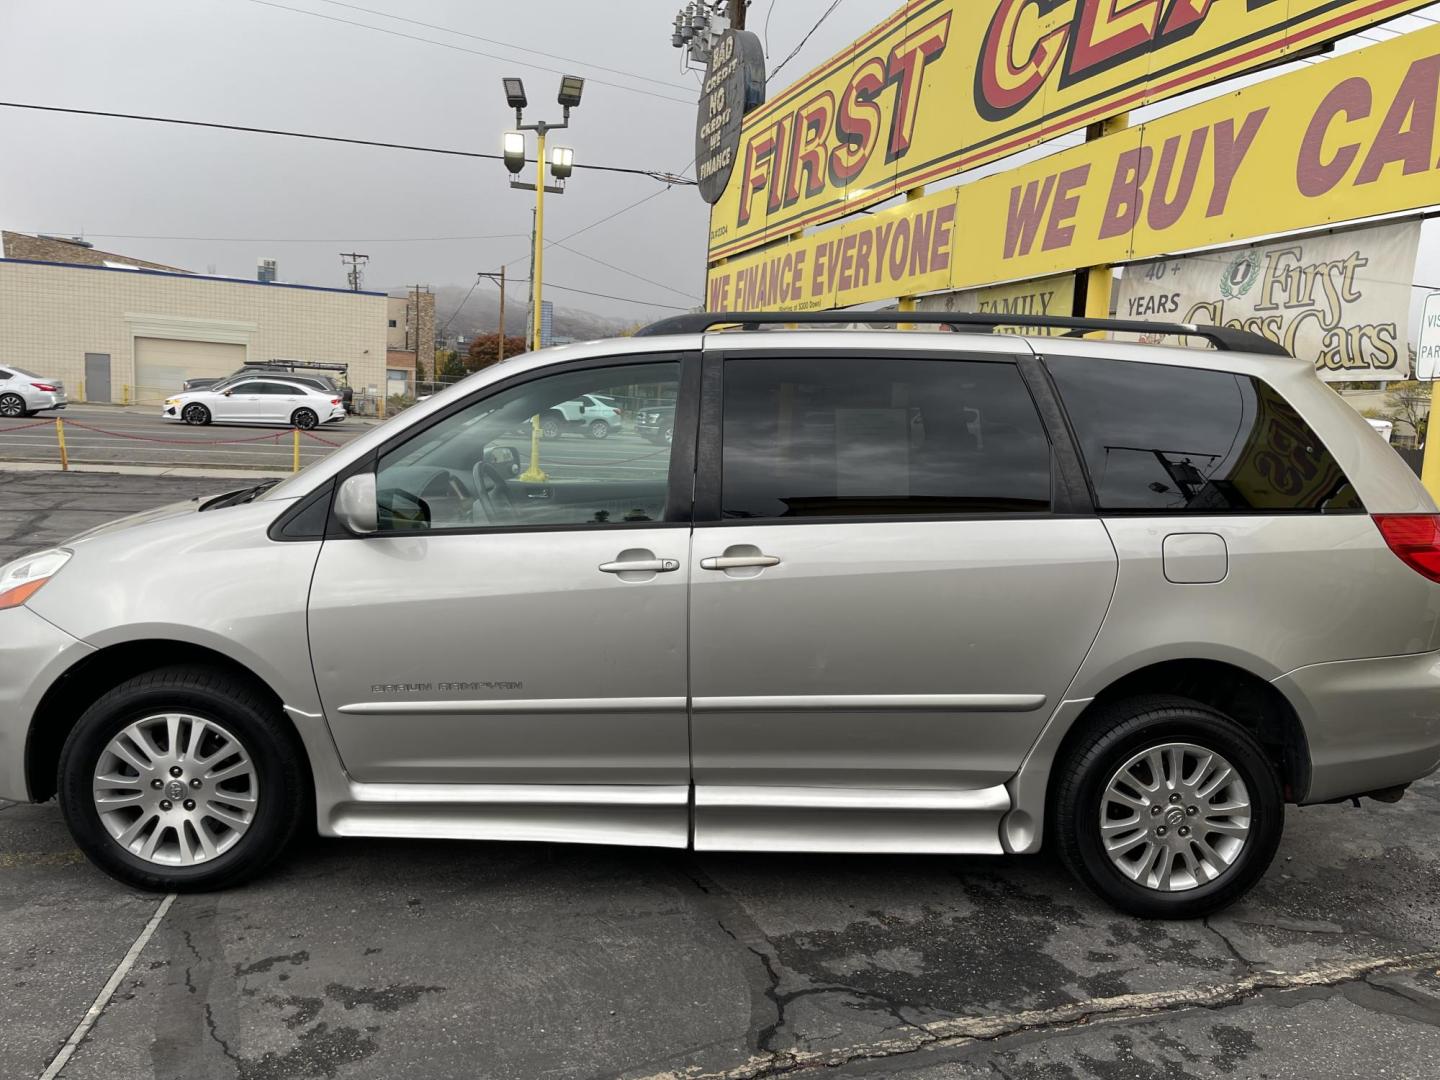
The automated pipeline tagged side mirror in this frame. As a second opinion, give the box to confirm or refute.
[223,389,234,396]
[334,473,377,535]
[486,446,522,477]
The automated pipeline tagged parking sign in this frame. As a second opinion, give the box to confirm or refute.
[1419,293,1440,382]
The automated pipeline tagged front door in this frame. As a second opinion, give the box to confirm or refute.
[307,355,694,843]
[211,380,261,422]
[689,350,1117,853]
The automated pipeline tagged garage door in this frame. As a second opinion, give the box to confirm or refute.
[133,338,246,405]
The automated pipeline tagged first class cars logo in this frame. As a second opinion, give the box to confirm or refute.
[974,0,1223,120]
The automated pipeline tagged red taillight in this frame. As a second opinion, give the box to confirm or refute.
[1373,514,1440,583]
[31,382,58,392]
[331,398,342,405]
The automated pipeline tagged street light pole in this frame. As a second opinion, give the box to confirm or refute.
[532,125,547,354]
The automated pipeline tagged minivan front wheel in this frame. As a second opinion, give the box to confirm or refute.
[59,666,306,892]
[1052,696,1282,919]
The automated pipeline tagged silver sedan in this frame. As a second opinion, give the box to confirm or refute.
[0,364,67,417]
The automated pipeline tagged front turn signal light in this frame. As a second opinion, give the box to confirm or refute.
[0,549,72,610]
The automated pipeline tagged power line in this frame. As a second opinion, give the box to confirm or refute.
[552,240,702,301]
[23,231,531,244]
[440,274,482,337]
[306,0,694,92]
[768,0,845,83]
[242,0,695,106]
[0,102,696,184]
[509,277,693,311]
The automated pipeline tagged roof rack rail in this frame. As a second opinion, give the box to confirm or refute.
[633,311,1292,356]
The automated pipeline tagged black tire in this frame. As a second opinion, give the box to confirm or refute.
[540,414,563,439]
[1051,695,1283,919]
[182,403,210,426]
[0,393,26,418]
[587,419,611,440]
[291,408,318,430]
[58,666,307,892]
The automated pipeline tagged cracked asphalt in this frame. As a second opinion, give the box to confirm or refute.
[3,471,1440,1080]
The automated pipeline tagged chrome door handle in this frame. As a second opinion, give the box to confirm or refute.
[700,555,781,570]
[599,558,680,574]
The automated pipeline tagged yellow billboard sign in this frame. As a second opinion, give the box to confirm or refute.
[707,0,1435,263]
[707,24,1440,316]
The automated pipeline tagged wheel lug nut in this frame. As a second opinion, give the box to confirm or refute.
[1186,805,1198,816]
[159,800,172,811]
[169,766,183,778]
[1150,806,1161,815]
[1178,826,1190,837]
[150,779,163,790]
[1156,826,1167,837]
[183,800,196,812]
[1169,793,1182,803]
[189,778,202,789]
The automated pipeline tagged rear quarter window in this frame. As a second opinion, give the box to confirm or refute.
[1048,356,1361,514]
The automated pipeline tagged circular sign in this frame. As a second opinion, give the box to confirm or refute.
[696,29,766,205]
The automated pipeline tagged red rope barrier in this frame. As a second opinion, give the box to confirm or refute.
[0,418,60,432]
[299,429,345,448]
[51,420,291,446]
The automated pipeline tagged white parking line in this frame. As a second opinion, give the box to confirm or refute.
[37,892,177,1080]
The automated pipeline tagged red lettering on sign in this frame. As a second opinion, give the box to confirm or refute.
[1207,109,1266,216]
[1069,0,1164,80]
[1296,80,1370,197]
[736,123,783,228]
[854,230,874,288]
[785,91,836,206]
[1355,55,1440,184]
[1147,127,1206,231]
[885,13,952,162]
[1043,165,1091,251]
[888,218,913,281]
[1004,175,1057,259]
[1161,0,1218,36]
[1098,146,1152,239]
[829,58,886,187]
[975,0,1071,120]
[931,203,957,272]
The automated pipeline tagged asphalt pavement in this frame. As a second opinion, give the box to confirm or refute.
[2,471,1439,1080]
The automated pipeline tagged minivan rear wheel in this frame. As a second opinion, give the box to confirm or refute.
[58,666,306,892]
[1052,696,1282,919]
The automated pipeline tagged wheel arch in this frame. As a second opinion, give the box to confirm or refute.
[1052,658,1311,808]
[25,639,314,803]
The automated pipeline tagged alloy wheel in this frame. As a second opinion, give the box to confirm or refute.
[91,713,259,866]
[1099,741,1251,892]
[0,394,24,417]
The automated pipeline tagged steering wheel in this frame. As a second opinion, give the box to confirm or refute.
[472,462,518,524]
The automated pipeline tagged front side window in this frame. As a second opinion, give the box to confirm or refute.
[720,356,1052,520]
[374,360,679,532]
[1048,356,1362,513]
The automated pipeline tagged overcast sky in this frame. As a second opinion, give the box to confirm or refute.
[1,1,1437,326]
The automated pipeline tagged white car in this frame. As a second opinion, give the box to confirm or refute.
[539,393,624,439]
[0,364,67,417]
[162,377,345,429]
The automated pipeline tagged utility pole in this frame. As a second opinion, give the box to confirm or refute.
[727,0,745,30]
[478,269,507,362]
[340,252,368,291]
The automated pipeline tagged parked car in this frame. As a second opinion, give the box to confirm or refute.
[4,311,1439,918]
[539,393,623,439]
[636,405,675,444]
[185,368,354,412]
[161,377,345,428]
[0,365,67,417]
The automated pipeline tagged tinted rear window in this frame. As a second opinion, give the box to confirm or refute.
[1048,357,1361,514]
[721,356,1052,519]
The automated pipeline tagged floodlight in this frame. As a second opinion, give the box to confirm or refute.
[503,130,526,174]
[550,146,574,180]
[558,75,585,109]
[502,77,528,110]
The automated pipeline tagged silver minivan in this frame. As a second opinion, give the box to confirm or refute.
[3,313,1438,918]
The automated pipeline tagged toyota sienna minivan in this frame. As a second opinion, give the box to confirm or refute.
[3,312,1438,918]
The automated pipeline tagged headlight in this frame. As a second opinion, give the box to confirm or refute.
[0,549,72,610]
[164,398,180,405]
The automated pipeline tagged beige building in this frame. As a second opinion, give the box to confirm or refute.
[0,233,387,407]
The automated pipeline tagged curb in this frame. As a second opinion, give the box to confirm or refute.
[0,461,292,480]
